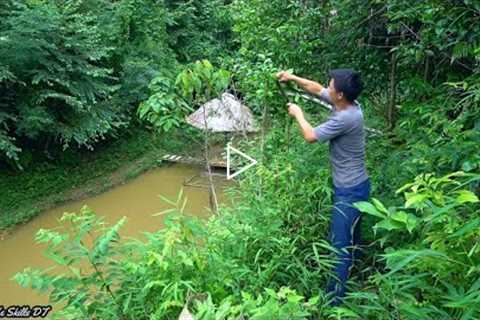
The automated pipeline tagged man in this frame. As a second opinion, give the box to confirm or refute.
[277,69,371,305]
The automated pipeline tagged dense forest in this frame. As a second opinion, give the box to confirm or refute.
[2,0,480,319]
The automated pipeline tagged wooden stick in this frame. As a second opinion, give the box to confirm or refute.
[277,82,292,151]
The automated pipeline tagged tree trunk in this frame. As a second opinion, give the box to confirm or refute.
[388,51,397,130]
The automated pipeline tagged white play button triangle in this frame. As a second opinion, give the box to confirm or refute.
[226,143,257,180]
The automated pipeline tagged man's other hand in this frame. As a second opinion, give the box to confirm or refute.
[287,103,303,118]
[277,71,293,82]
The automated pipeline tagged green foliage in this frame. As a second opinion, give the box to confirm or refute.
[12,124,480,319]
[231,0,324,75]
[14,128,339,319]
[226,55,284,116]
[5,0,480,318]
[385,1,479,81]
[175,60,231,104]
[0,114,22,162]
[15,207,127,319]
[165,0,233,64]
[138,76,192,132]
[138,60,231,132]
[351,171,480,319]
[0,1,127,167]
[107,0,178,107]
[0,0,229,165]
[0,1,123,149]
[194,287,320,319]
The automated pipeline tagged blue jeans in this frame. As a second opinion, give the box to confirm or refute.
[326,178,371,305]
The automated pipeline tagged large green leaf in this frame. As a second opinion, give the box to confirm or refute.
[353,201,386,219]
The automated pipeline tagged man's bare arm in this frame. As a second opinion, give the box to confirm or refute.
[287,103,317,143]
[277,71,324,96]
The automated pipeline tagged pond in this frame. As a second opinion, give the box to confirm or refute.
[0,163,231,309]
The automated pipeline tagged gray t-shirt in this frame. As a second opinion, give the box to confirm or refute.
[313,88,368,188]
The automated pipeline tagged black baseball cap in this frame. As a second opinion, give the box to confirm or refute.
[328,68,363,102]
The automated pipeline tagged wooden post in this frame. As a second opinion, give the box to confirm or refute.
[201,103,218,214]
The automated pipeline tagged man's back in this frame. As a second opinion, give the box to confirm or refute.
[313,89,368,188]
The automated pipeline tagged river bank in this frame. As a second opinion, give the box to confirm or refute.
[0,126,217,234]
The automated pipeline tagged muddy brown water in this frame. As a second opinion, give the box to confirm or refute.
[0,163,231,312]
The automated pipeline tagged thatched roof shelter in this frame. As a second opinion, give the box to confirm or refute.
[186,93,258,133]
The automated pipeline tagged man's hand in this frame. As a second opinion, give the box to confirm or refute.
[287,103,317,143]
[276,71,324,96]
[277,71,293,82]
[287,102,303,118]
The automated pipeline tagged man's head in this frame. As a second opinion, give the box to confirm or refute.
[327,68,363,105]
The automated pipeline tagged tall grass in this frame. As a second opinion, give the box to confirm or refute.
[14,126,480,319]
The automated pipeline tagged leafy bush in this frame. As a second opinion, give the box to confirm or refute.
[138,76,192,132]
[0,1,123,148]
[138,60,231,132]
[350,171,480,319]
[0,0,229,164]
[6,0,480,318]
[14,128,338,319]
[13,122,480,319]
